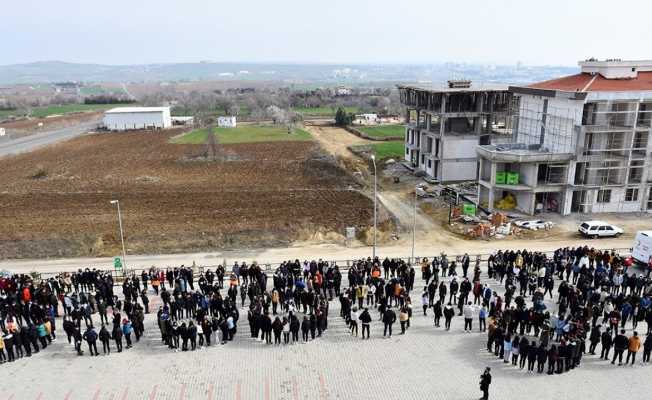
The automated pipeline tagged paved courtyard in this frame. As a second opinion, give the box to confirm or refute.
[4,269,652,400]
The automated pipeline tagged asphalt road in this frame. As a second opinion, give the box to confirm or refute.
[0,120,100,158]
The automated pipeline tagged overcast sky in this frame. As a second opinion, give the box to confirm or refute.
[2,0,650,66]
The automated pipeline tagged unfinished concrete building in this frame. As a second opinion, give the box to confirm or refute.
[399,82,513,182]
[477,59,652,215]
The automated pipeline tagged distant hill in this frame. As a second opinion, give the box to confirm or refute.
[0,60,578,85]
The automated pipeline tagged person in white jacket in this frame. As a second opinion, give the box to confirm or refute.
[350,307,359,337]
[463,302,475,332]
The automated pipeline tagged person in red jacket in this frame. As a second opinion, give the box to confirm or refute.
[22,286,31,303]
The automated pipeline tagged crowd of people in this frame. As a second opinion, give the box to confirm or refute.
[0,269,147,361]
[2,246,652,377]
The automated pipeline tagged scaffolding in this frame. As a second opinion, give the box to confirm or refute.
[512,96,580,154]
[571,98,652,213]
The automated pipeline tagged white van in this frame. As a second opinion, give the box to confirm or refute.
[632,231,652,265]
[578,221,623,238]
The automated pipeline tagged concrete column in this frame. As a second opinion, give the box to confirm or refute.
[529,193,536,215]
[488,188,495,212]
[474,93,484,134]
[562,189,573,215]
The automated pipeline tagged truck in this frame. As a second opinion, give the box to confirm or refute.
[631,230,652,266]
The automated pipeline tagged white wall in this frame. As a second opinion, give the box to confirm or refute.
[590,187,643,213]
[442,160,476,182]
[104,110,171,131]
[442,137,478,159]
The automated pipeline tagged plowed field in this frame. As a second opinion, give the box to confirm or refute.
[0,130,372,259]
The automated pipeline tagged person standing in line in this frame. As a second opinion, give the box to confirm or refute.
[502,333,512,363]
[478,305,487,332]
[99,325,111,355]
[383,307,396,338]
[301,316,310,342]
[612,329,629,365]
[433,300,442,327]
[626,331,641,365]
[600,328,613,360]
[282,317,290,344]
[350,307,359,337]
[463,302,474,332]
[421,290,429,316]
[642,333,652,363]
[443,303,455,331]
[396,306,406,334]
[82,325,98,356]
[359,307,372,339]
[479,367,492,400]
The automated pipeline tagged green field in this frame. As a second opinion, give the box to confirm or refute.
[0,103,134,120]
[293,106,359,116]
[350,141,404,160]
[172,125,313,144]
[357,124,405,138]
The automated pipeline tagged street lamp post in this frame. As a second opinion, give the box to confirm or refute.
[110,200,127,270]
[412,185,417,265]
[371,155,377,260]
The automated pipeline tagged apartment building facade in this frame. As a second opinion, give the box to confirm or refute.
[477,59,652,215]
[399,82,513,182]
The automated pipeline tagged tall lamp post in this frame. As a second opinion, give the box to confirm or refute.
[412,185,418,265]
[110,200,127,270]
[371,155,377,260]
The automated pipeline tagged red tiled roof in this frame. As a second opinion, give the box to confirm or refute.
[529,72,652,92]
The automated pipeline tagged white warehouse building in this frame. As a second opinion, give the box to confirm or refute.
[103,107,172,131]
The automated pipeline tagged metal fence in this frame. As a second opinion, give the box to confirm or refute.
[31,246,633,284]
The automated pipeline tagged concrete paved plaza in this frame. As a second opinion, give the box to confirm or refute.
[3,273,652,400]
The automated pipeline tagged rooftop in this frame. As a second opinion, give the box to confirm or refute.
[397,83,509,93]
[528,71,652,92]
[528,59,652,93]
[477,143,574,163]
[105,106,170,114]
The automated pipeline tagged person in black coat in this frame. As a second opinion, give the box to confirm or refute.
[536,343,547,373]
[272,317,283,345]
[479,367,491,400]
[519,337,529,369]
[301,316,310,342]
[188,321,197,350]
[601,328,613,359]
[382,307,396,337]
[612,329,629,365]
[359,308,372,339]
[82,326,99,356]
[289,314,300,343]
[261,314,272,344]
[99,325,111,354]
[527,341,538,372]
[589,325,601,354]
[20,326,32,357]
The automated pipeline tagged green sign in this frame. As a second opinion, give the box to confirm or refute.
[463,203,477,216]
[114,257,122,270]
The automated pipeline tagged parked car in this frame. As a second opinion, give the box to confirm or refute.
[514,219,553,230]
[578,221,623,238]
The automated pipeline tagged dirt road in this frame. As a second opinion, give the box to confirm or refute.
[305,124,372,158]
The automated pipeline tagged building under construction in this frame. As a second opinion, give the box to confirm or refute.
[477,59,652,215]
[399,81,514,182]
